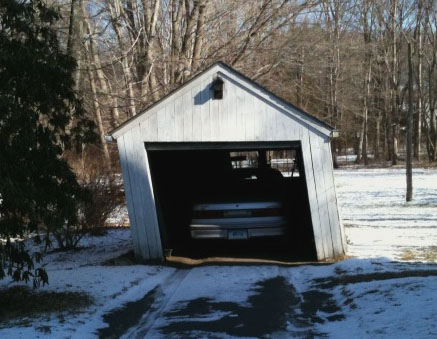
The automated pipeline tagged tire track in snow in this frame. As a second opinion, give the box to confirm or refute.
[122,269,191,339]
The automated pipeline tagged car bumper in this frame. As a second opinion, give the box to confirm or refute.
[190,217,287,239]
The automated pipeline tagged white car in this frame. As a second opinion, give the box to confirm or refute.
[188,154,289,241]
[190,200,287,240]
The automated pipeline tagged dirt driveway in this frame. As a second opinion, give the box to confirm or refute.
[95,263,437,339]
[97,266,342,338]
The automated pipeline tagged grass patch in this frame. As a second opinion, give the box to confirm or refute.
[399,247,437,262]
[400,250,417,261]
[0,286,92,326]
[424,248,437,261]
[103,250,137,266]
[313,269,437,289]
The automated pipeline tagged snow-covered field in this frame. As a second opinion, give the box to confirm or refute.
[1,168,436,338]
[337,168,437,260]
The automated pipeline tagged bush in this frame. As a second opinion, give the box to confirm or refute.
[53,148,124,250]
[0,0,96,286]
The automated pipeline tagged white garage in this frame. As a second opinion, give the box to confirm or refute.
[107,62,346,262]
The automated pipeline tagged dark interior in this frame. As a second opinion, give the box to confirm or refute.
[147,143,317,261]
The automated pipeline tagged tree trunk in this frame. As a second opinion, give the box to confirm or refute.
[170,0,182,87]
[406,42,413,201]
[363,110,368,165]
[427,66,436,161]
[67,0,83,91]
[74,16,83,92]
[141,0,160,102]
[375,113,381,160]
[67,0,78,56]
[414,2,423,161]
[82,3,120,127]
[191,0,206,72]
[83,38,112,171]
[87,65,112,171]
[297,47,304,108]
[356,131,363,164]
[359,0,371,165]
[107,0,137,117]
[391,0,398,165]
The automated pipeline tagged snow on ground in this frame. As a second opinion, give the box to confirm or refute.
[0,168,436,338]
[0,230,176,338]
[317,270,437,338]
[336,168,437,260]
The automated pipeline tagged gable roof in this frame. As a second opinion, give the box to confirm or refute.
[107,61,333,140]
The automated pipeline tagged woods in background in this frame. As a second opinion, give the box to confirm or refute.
[62,0,437,169]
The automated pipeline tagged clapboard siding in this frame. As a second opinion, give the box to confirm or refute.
[111,62,345,262]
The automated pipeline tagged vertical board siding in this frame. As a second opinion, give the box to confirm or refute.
[329,141,347,253]
[117,135,141,257]
[140,147,164,259]
[234,85,245,141]
[183,90,193,141]
[266,105,277,141]
[245,94,256,140]
[286,114,301,140]
[300,128,325,260]
[257,103,267,140]
[276,113,290,140]
[226,79,238,140]
[318,135,338,256]
[164,102,175,141]
[309,131,335,259]
[191,84,202,141]
[156,107,166,141]
[139,78,321,144]
[113,64,332,140]
[210,84,220,141]
[119,126,163,261]
[174,96,184,141]
[118,65,344,262]
[200,78,212,140]
[140,113,158,140]
[131,125,163,259]
[253,96,260,140]
[218,81,229,141]
[321,138,346,256]
[122,130,150,260]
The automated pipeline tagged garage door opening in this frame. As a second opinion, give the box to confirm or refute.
[147,142,317,261]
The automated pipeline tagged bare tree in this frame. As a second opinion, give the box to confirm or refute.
[356,0,374,165]
[406,41,413,201]
[56,0,437,173]
[414,0,423,161]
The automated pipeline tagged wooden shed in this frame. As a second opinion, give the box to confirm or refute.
[107,62,346,262]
